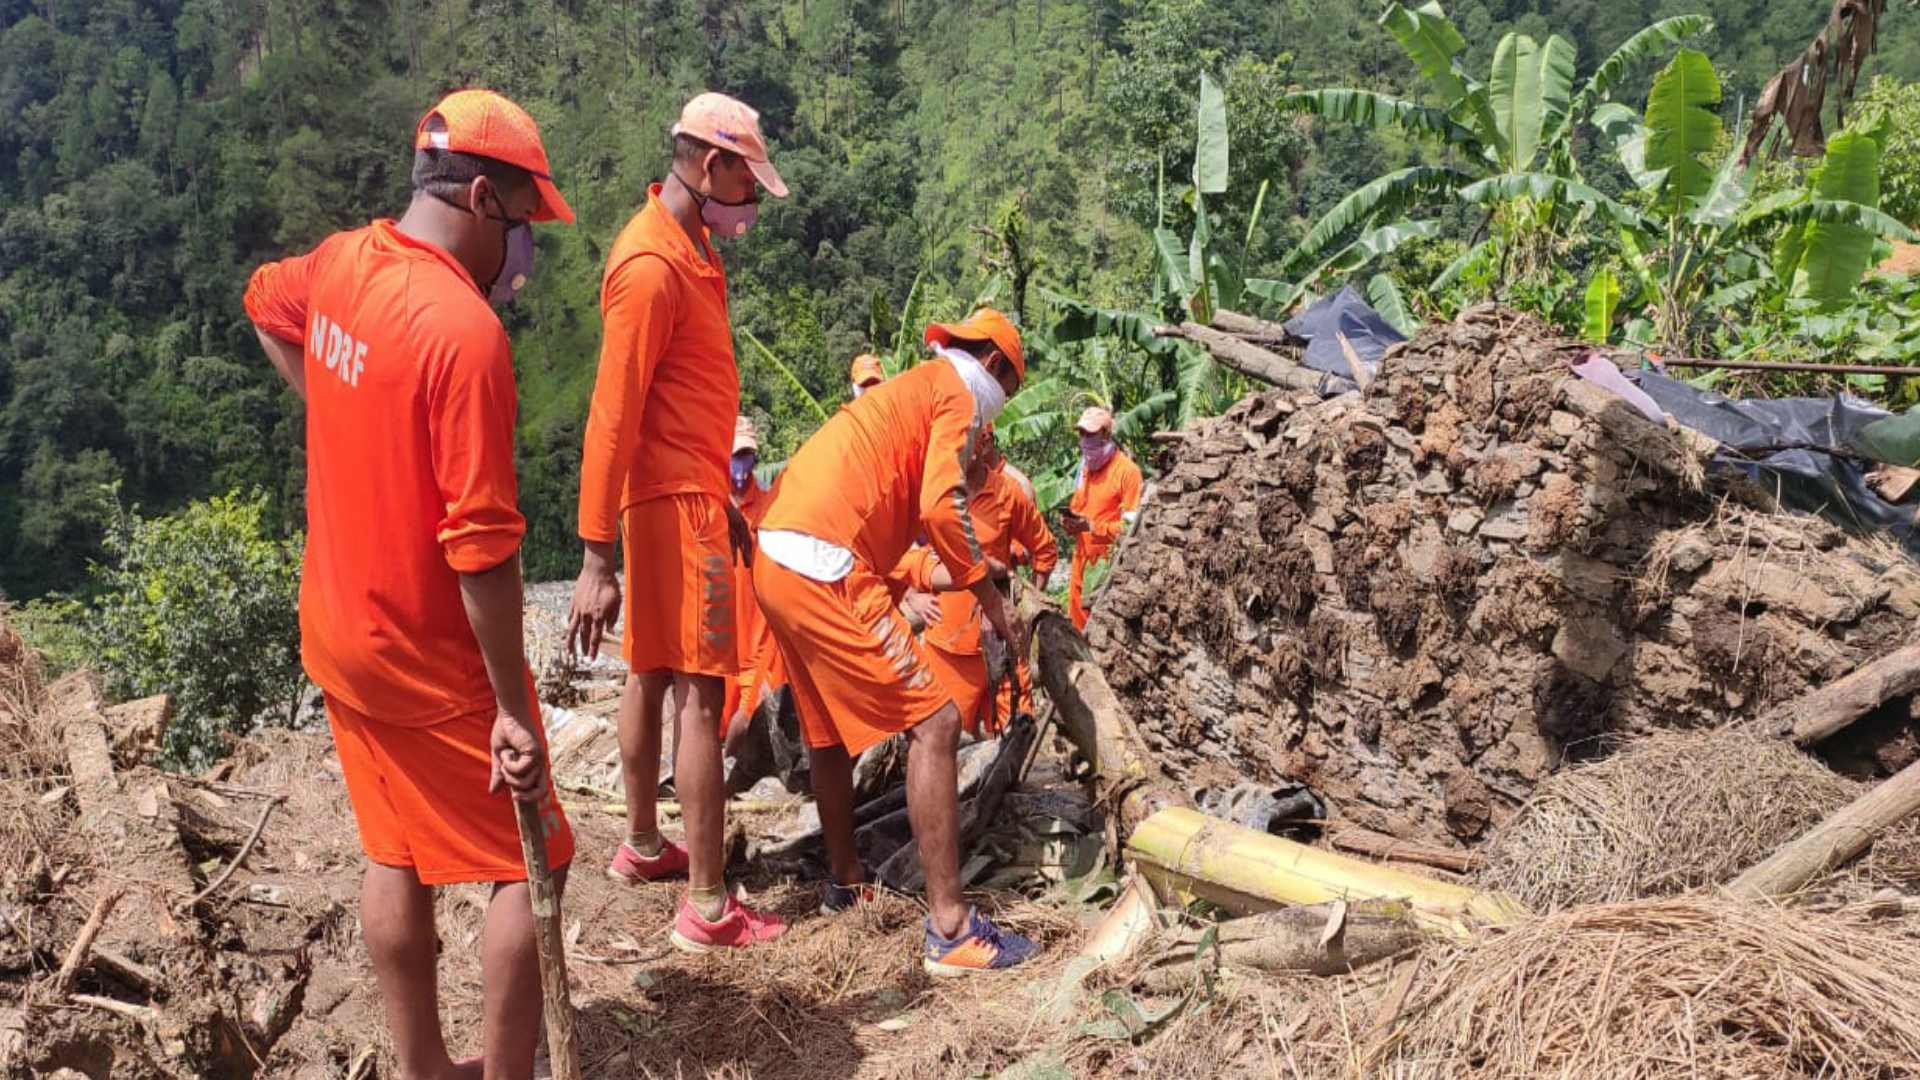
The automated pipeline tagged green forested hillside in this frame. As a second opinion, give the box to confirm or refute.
[4,0,1918,596]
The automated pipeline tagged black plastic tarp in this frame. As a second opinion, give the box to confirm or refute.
[1284,286,1406,380]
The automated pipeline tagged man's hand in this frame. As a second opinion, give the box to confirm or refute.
[725,501,755,568]
[903,588,942,627]
[567,542,622,660]
[974,579,1027,661]
[986,556,1011,583]
[1060,510,1090,535]
[489,707,549,802]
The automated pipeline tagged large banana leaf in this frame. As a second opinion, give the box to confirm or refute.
[1559,14,1714,143]
[1194,72,1229,196]
[1593,102,1663,194]
[1537,35,1578,157]
[1285,166,1467,270]
[1688,139,1754,231]
[1430,236,1494,294]
[1791,130,1887,308]
[1380,2,1498,150]
[996,375,1069,444]
[1154,226,1192,303]
[1458,172,1653,230]
[1255,220,1443,312]
[1368,273,1419,336]
[1490,33,1574,171]
[1043,291,1183,357]
[1281,89,1480,146]
[1582,268,1620,343]
[1644,49,1721,213]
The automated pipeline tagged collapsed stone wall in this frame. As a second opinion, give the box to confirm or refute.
[1088,306,1920,847]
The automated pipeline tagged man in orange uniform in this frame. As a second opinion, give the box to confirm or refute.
[244,90,572,1080]
[850,352,886,397]
[1063,406,1143,630]
[723,417,776,738]
[753,309,1041,974]
[913,430,1058,736]
[567,92,788,952]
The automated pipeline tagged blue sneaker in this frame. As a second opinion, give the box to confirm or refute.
[820,878,878,915]
[923,907,1039,976]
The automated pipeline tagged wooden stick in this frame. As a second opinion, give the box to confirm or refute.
[1335,331,1373,391]
[52,890,122,997]
[89,947,164,994]
[70,992,158,1025]
[1727,756,1920,899]
[1328,826,1484,874]
[1153,323,1327,394]
[511,792,581,1080]
[1209,309,1294,344]
[1760,643,1920,746]
[184,794,285,909]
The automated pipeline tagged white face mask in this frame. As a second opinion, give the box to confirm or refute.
[938,347,1007,424]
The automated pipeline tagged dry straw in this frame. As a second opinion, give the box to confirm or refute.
[1478,729,1858,911]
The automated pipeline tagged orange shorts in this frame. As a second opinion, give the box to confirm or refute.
[622,492,738,677]
[326,693,574,885]
[753,556,952,756]
[925,644,993,735]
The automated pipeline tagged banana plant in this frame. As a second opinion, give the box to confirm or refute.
[1281,2,1710,287]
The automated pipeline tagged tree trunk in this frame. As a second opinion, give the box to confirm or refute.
[1155,323,1326,394]
[1135,901,1422,988]
[1762,643,1920,746]
[1726,756,1920,899]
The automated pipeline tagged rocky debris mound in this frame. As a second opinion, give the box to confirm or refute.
[1089,305,1920,848]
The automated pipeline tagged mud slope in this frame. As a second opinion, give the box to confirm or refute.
[1089,306,1920,846]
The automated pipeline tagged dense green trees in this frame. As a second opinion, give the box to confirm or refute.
[5,0,1920,601]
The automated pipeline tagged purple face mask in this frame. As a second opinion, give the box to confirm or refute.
[730,452,756,490]
[702,196,759,239]
[488,223,535,305]
[1080,434,1117,473]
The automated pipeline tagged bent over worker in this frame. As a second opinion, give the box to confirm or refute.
[753,308,1041,975]
[244,89,573,1080]
[568,92,789,951]
[1063,406,1142,630]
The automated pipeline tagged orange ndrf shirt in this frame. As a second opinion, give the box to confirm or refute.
[243,220,524,725]
[758,359,987,588]
[924,466,1059,656]
[577,186,738,543]
[1070,449,1143,559]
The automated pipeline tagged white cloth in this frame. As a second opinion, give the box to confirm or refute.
[758,529,856,583]
[934,345,1006,425]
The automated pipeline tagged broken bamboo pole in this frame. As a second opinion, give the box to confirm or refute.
[1761,643,1920,747]
[1727,757,1920,899]
[1127,807,1524,934]
[1135,900,1423,988]
[1153,323,1327,394]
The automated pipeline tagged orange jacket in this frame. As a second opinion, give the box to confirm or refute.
[924,467,1058,656]
[1070,449,1143,560]
[244,220,523,725]
[577,186,736,543]
[759,359,987,588]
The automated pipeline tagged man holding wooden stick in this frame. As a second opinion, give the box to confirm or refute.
[244,89,574,1080]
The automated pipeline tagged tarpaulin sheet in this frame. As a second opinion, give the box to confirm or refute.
[1284,286,1406,380]
[1626,369,1920,556]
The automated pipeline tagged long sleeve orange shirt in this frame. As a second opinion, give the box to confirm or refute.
[923,466,1059,656]
[1070,449,1143,560]
[758,359,986,589]
[577,186,737,543]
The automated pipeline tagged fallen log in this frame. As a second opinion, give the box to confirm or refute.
[1153,323,1328,394]
[1328,826,1484,875]
[1127,806,1524,934]
[1134,900,1423,989]
[1759,643,1920,746]
[1727,756,1920,899]
[1209,309,1294,344]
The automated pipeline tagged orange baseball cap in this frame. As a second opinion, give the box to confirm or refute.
[925,307,1025,380]
[850,354,885,388]
[672,92,789,198]
[1075,406,1115,434]
[415,89,574,224]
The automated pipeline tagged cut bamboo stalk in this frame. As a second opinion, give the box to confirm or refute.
[511,796,581,1080]
[1727,756,1920,899]
[1134,900,1422,988]
[1760,643,1920,746]
[1153,323,1327,394]
[1328,826,1484,874]
[1127,807,1524,934]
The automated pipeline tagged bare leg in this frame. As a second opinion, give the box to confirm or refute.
[617,671,670,842]
[806,742,863,886]
[362,864,471,1080]
[480,867,570,1080]
[672,672,728,896]
[906,703,967,937]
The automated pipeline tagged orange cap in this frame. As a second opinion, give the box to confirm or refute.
[415,90,573,224]
[924,306,1025,380]
[672,92,788,198]
[850,354,885,388]
[1075,406,1114,434]
[733,416,759,455]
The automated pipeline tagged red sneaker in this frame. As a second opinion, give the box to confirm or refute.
[669,896,788,953]
[606,839,689,883]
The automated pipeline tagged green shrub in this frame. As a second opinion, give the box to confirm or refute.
[9,595,91,676]
[89,489,306,768]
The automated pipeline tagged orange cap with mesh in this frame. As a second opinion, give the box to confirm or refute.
[1075,406,1115,434]
[415,89,574,224]
[673,92,788,198]
[924,307,1025,380]
[849,353,885,388]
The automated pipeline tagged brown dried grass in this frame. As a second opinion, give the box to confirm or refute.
[1478,729,1858,911]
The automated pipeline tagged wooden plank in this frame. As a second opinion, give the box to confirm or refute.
[1727,756,1920,899]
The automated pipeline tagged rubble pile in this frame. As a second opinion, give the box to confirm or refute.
[1090,306,1920,847]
